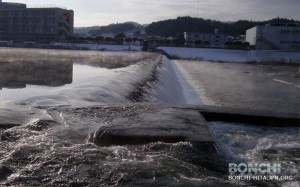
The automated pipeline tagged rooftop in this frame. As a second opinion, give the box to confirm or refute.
[0,1,68,10]
[28,4,67,10]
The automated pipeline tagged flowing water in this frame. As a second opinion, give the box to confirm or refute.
[0,48,299,187]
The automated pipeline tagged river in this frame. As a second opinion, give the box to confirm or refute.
[0,48,299,187]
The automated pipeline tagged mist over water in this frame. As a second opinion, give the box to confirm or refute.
[0,48,299,187]
[0,48,160,107]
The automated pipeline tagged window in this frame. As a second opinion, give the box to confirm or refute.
[48,19,56,25]
[280,41,290,44]
[38,20,44,24]
[36,28,43,33]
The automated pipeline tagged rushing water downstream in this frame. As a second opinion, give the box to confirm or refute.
[0,48,299,187]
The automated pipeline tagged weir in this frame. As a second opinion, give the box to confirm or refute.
[87,55,300,148]
[88,105,214,146]
[85,103,300,148]
[1,49,299,187]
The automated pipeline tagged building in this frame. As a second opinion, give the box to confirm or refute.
[184,30,228,48]
[0,0,74,42]
[246,24,300,51]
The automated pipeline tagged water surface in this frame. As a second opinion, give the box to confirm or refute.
[0,48,299,187]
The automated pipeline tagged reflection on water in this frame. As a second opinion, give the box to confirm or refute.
[0,48,158,106]
[0,60,73,89]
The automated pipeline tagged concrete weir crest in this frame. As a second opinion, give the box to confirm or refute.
[89,106,214,147]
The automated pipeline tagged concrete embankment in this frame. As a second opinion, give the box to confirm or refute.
[158,47,300,63]
[175,105,300,127]
[169,60,300,114]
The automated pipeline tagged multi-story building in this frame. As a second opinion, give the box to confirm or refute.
[184,30,228,48]
[246,24,300,51]
[0,0,74,42]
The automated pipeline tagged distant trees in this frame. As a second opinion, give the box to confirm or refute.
[185,40,193,46]
[176,33,185,45]
[89,23,137,35]
[165,39,172,45]
[145,16,298,37]
[125,37,132,45]
[194,40,202,46]
[240,41,250,50]
[225,40,250,50]
[224,41,233,48]
[132,37,138,45]
[104,37,113,43]
[115,32,126,44]
[66,35,77,42]
[171,39,180,46]
[70,33,143,46]
[203,41,210,47]
[146,17,213,37]
[88,36,103,43]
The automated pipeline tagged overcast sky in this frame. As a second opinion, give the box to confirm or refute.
[4,0,300,27]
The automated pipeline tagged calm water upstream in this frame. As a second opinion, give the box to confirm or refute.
[0,48,299,187]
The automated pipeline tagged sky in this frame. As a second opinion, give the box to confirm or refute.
[4,0,300,27]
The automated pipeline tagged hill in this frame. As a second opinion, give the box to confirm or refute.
[145,17,298,37]
[74,17,298,37]
[88,22,144,36]
[74,26,101,34]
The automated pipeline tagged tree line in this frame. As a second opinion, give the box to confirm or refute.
[88,22,142,36]
[67,33,142,45]
[145,17,299,37]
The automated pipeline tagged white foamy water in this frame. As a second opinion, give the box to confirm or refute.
[208,122,300,187]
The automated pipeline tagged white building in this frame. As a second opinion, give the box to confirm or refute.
[184,30,228,48]
[246,24,300,51]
